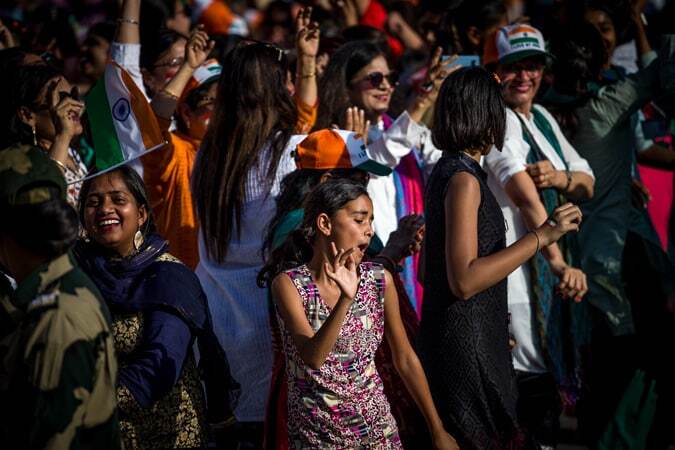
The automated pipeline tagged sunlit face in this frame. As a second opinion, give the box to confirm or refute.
[497,56,545,111]
[321,194,374,265]
[145,37,187,96]
[29,76,83,142]
[585,9,616,62]
[82,171,148,257]
[80,34,110,81]
[348,55,395,120]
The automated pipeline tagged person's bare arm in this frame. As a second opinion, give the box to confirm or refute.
[525,160,594,201]
[272,246,360,370]
[444,172,581,300]
[151,26,214,125]
[115,0,140,44]
[505,172,588,300]
[382,269,458,449]
[295,7,319,109]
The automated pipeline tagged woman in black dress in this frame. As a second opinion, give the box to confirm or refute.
[418,67,583,449]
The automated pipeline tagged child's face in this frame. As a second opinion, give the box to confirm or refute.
[327,195,375,264]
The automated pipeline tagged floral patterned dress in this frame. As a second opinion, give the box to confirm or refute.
[278,262,402,449]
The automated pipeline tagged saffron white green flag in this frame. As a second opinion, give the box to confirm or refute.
[86,61,166,175]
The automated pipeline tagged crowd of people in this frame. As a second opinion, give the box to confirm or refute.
[0,0,674,449]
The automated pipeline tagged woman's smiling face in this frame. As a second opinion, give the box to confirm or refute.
[348,55,395,120]
[82,170,147,257]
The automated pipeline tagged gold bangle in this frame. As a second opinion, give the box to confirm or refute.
[159,89,180,100]
[296,72,316,79]
[51,157,69,173]
[117,18,140,25]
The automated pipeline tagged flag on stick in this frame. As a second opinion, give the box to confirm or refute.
[86,62,166,177]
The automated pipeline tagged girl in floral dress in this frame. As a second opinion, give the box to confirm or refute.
[263,178,457,449]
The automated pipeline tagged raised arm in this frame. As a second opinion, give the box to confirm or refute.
[295,7,319,111]
[115,0,140,44]
[382,269,458,450]
[444,171,582,300]
[151,26,214,126]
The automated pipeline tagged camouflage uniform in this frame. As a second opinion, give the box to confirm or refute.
[0,144,121,449]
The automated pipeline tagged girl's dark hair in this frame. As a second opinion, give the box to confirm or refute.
[78,165,156,237]
[1,64,61,149]
[87,21,116,43]
[314,41,385,131]
[140,28,187,69]
[1,188,79,258]
[258,178,369,287]
[432,66,506,152]
[192,42,297,263]
[545,23,607,138]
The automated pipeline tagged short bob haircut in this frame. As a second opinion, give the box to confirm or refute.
[432,66,506,153]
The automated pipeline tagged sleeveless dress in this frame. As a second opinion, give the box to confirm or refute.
[418,152,522,449]
[278,262,402,449]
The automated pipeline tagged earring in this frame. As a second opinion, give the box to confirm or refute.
[31,126,37,146]
[133,230,144,251]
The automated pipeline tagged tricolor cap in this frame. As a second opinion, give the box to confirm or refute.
[294,129,392,176]
[485,24,552,66]
[181,59,222,102]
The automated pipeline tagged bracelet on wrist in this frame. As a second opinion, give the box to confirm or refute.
[159,89,180,100]
[296,72,316,79]
[117,18,140,25]
[563,170,573,192]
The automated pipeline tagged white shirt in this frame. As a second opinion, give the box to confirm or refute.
[484,105,594,373]
[365,111,442,243]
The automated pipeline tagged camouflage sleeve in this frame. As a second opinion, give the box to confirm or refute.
[24,289,120,450]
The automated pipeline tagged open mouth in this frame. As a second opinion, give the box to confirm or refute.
[97,218,120,232]
[357,243,369,252]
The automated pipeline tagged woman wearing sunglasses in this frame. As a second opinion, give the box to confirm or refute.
[315,40,455,314]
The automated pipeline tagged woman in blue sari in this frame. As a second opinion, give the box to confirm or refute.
[75,165,233,450]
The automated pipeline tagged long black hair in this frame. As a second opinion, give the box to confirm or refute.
[432,66,506,153]
[258,178,369,287]
[78,165,157,238]
[192,42,297,263]
[313,41,385,130]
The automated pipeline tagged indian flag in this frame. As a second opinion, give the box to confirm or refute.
[86,62,166,176]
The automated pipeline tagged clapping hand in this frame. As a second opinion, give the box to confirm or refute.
[409,48,461,121]
[382,214,425,261]
[186,25,214,70]
[325,242,360,301]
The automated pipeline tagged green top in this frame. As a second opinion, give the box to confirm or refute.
[0,252,121,449]
[569,35,675,336]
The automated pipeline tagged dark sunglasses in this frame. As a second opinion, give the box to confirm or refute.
[357,71,399,89]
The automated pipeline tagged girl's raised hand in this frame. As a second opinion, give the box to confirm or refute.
[325,242,360,300]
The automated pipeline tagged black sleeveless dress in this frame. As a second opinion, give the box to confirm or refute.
[418,152,522,450]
